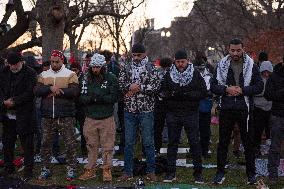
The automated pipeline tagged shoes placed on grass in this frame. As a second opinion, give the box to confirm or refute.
[247,175,257,185]
[163,173,176,183]
[194,173,204,184]
[117,174,133,182]
[78,169,96,181]
[66,166,76,181]
[145,173,157,182]
[213,172,225,184]
[38,167,51,180]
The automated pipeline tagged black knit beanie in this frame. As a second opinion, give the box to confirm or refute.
[132,43,146,53]
[175,50,187,60]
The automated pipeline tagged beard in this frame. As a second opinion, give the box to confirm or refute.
[93,71,101,75]
[10,64,23,73]
[232,56,241,61]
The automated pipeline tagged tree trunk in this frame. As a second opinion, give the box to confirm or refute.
[115,17,120,61]
[41,23,64,61]
[36,0,65,61]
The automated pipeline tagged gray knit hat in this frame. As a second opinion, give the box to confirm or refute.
[260,61,273,73]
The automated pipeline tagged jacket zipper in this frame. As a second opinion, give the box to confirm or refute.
[53,76,55,119]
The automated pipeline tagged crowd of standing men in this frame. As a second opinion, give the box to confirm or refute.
[0,38,283,186]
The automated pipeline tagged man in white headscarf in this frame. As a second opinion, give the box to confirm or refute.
[78,53,118,182]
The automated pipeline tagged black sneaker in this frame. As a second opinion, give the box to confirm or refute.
[247,175,257,185]
[194,173,204,184]
[163,173,176,183]
[213,172,225,184]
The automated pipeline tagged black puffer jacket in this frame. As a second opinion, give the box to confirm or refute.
[264,63,284,117]
[211,64,263,111]
[161,69,207,116]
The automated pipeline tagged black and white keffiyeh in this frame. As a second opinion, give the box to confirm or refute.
[170,63,194,86]
[131,56,148,84]
[217,53,254,131]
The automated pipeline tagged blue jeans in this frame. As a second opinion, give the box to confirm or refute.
[124,111,155,175]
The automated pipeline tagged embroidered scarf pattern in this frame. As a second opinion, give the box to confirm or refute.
[170,63,194,86]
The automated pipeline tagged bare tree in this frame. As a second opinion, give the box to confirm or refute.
[191,0,284,58]
[95,0,145,59]
[0,0,144,60]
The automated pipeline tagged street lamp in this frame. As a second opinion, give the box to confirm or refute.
[166,31,171,37]
[161,30,171,38]
[208,47,215,51]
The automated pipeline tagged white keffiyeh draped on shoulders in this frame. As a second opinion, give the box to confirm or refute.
[216,54,254,87]
[170,63,194,86]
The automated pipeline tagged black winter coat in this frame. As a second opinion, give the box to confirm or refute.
[0,65,37,134]
[211,64,263,111]
[264,63,284,117]
[160,69,207,115]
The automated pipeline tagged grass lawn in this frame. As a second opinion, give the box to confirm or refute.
[1,123,284,189]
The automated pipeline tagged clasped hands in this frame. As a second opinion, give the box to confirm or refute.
[48,85,64,97]
[226,86,243,96]
[125,83,140,97]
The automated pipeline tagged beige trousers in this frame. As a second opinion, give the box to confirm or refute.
[83,116,115,169]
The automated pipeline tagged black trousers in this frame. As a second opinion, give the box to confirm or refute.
[268,115,284,178]
[2,117,34,172]
[253,107,271,152]
[154,101,167,152]
[199,112,211,155]
[166,111,202,174]
[217,110,255,177]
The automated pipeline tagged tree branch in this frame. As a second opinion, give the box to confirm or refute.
[0,36,42,56]
[0,0,30,50]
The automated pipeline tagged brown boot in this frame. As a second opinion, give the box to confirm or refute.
[103,168,112,182]
[78,169,96,181]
